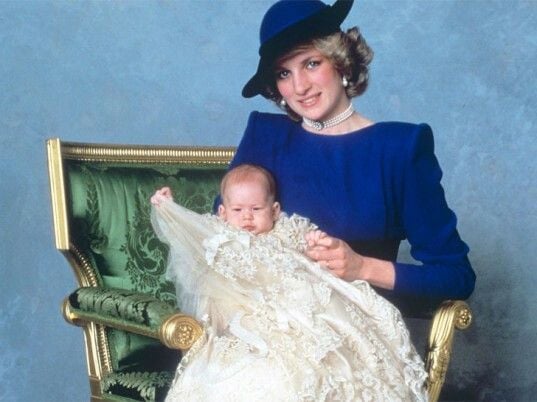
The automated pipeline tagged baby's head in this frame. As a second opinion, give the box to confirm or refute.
[218,164,281,234]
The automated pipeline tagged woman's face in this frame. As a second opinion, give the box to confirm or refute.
[274,47,348,122]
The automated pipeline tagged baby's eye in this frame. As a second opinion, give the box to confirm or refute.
[232,208,241,212]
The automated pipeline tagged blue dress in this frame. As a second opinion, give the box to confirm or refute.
[230,111,475,310]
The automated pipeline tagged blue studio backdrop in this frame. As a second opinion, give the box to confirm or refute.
[0,1,536,401]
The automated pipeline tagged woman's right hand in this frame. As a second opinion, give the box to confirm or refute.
[305,234,396,290]
[305,229,329,249]
[150,186,173,206]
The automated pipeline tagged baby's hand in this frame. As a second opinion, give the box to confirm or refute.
[150,186,173,206]
[305,229,329,249]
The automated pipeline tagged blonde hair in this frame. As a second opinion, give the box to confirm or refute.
[220,164,277,203]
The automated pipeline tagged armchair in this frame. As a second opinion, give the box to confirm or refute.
[47,138,472,402]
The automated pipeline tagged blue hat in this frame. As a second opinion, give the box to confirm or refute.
[242,0,354,98]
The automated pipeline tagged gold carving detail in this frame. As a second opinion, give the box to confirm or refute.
[160,314,204,350]
[62,142,235,165]
[426,300,473,402]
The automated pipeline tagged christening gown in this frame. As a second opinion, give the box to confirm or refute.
[151,199,428,402]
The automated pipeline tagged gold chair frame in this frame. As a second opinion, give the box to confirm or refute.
[47,138,472,402]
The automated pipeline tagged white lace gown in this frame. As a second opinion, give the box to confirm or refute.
[151,199,428,402]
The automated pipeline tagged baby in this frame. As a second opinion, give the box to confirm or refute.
[151,163,327,244]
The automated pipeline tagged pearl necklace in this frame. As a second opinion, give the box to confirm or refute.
[302,104,355,131]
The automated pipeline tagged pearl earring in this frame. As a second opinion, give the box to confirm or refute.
[342,76,349,88]
[279,99,286,107]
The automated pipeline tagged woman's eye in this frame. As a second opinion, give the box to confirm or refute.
[307,60,321,69]
[276,70,289,80]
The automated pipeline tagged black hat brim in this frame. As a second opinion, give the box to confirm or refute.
[242,0,354,98]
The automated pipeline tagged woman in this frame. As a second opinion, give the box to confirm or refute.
[232,0,475,313]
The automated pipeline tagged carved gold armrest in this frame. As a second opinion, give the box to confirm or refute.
[159,314,204,350]
[62,291,203,351]
[426,300,473,402]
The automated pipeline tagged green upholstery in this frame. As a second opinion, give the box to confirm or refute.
[101,371,174,402]
[68,162,220,294]
[50,145,228,402]
[69,288,178,330]
[67,287,182,384]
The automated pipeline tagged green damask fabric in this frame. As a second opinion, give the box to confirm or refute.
[102,370,174,402]
[68,163,223,297]
[71,287,177,328]
[66,160,226,390]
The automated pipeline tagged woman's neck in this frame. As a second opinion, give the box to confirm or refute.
[301,111,374,136]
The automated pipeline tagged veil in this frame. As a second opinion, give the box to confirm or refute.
[151,198,216,318]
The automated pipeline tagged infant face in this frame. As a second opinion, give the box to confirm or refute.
[218,180,280,235]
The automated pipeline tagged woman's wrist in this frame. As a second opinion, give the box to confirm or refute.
[358,256,396,290]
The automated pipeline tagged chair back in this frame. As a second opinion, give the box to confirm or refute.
[47,138,233,392]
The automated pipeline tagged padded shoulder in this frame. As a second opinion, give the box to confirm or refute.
[248,110,294,126]
[374,121,433,149]
[245,111,296,142]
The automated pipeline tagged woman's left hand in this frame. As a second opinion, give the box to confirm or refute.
[305,235,364,282]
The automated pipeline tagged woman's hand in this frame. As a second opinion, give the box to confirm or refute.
[150,186,173,206]
[305,234,364,281]
[305,233,396,289]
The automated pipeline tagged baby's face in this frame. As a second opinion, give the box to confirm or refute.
[218,181,280,234]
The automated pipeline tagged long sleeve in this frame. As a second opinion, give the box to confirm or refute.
[392,125,475,301]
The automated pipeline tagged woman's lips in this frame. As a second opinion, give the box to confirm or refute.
[298,94,320,108]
